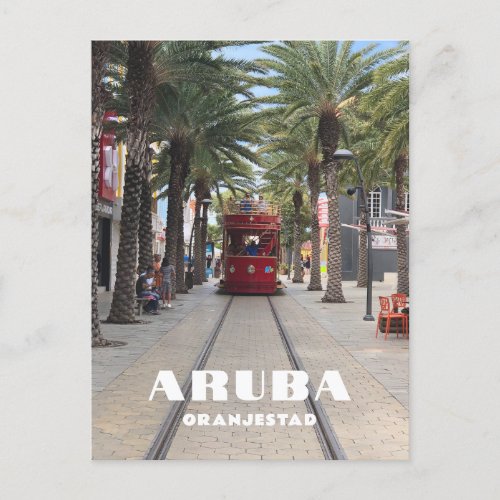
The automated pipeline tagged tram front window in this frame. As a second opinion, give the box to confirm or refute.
[245,240,258,256]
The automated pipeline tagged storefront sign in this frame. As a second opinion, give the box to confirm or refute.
[371,234,397,250]
[96,199,113,218]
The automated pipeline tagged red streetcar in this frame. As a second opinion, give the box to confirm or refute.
[219,198,282,294]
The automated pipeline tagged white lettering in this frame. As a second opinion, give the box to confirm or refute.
[272,371,309,401]
[315,371,351,401]
[183,414,196,426]
[148,370,184,401]
[235,370,265,401]
[192,370,228,401]
[304,414,317,426]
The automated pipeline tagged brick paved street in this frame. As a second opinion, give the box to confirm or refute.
[167,296,324,460]
[284,275,409,409]
[93,282,228,459]
[93,276,409,460]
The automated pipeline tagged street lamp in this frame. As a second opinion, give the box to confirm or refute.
[186,198,212,289]
[333,149,375,321]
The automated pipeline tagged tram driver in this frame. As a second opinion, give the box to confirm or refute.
[246,240,259,256]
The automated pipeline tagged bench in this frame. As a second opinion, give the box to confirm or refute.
[135,297,150,316]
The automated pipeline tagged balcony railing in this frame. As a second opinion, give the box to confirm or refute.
[355,216,396,229]
[224,200,281,216]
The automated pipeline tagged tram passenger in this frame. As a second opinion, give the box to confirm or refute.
[246,240,259,256]
[240,193,253,213]
[236,242,246,255]
[227,196,236,213]
[227,242,237,256]
[257,195,267,214]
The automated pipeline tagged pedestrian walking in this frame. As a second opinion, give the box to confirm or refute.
[160,256,175,309]
[304,255,311,275]
[153,254,162,289]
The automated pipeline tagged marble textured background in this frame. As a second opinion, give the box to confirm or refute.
[1,0,499,498]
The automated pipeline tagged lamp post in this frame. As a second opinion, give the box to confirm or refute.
[334,149,374,321]
[186,198,212,289]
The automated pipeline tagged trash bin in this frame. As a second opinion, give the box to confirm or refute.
[185,270,194,290]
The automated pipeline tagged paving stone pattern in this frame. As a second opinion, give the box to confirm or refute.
[167,296,325,460]
[93,285,215,393]
[93,279,409,460]
[92,289,229,459]
[285,278,409,409]
[270,292,409,460]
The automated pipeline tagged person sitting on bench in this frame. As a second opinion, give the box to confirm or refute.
[136,266,160,314]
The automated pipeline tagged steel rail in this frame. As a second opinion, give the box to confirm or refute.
[144,296,234,460]
[267,296,347,460]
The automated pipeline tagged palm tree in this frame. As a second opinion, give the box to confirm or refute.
[186,148,256,286]
[106,41,262,312]
[341,113,391,287]
[259,116,323,289]
[260,151,309,283]
[152,83,260,292]
[138,146,154,273]
[108,42,156,323]
[91,41,110,345]
[260,41,397,303]
[361,43,409,294]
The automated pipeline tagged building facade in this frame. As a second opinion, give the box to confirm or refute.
[97,116,166,292]
[305,188,409,282]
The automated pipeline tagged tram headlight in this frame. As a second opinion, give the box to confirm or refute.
[247,265,255,274]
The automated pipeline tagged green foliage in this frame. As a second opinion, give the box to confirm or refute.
[207,223,223,245]
[360,42,409,177]
[280,200,310,247]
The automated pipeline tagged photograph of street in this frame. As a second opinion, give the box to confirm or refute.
[92,40,409,460]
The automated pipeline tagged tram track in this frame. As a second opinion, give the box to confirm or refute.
[145,296,234,460]
[267,296,346,460]
[145,293,345,460]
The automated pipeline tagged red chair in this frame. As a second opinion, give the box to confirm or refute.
[391,293,408,312]
[376,296,408,340]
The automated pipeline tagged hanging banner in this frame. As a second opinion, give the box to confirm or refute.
[318,199,329,227]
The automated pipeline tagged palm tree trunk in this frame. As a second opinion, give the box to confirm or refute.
[292,190,304,283]
[175,159,190,294]
[91,41,110,345]
[193,186,203,285]
[307,160,322,291]
[176,201,188,293]
[357,210,368,287]
[395,154,409,295]
[318,109,346,303]
[138,147,154,274]
[165,153,181,299]
[91,42,110,346]
[108,42,155,323]
[201,192,210,283]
